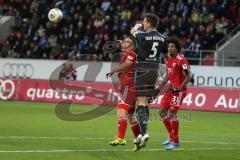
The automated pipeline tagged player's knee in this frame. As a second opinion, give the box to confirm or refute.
[117,109,128,120]
[128,114,138,126]
[168,111,177,119]
[159,108,167,118]
[136,96,148,106]
[159,112,167,119]
[118,113,128,121]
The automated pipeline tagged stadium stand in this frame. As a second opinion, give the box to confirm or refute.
[0,0,239,63]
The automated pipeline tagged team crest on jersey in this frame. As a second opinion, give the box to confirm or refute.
[127,55,133,60]
[177,55,183,60]
[172,63,176,68]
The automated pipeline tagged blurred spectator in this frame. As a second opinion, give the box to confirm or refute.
[186,34,201,65]
[214,17,228,41]
[0,0,239,63]
[101,0,111,12]
[59,63,77,81]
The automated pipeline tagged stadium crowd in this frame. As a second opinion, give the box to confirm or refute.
[0,0,239,62]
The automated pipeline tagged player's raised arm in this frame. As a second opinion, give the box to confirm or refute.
[130,24,143,37]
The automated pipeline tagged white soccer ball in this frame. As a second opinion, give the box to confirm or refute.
[48,8,63,23]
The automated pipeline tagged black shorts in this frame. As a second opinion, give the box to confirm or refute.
[134,63,159,97]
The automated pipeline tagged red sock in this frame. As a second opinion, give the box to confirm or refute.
[131,122,141,138]
[118,117,127,139]
[171,117,179,143]
[163,116,173,138]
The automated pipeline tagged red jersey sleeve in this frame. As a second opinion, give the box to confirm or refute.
[179,57,190,72]
[125,51,137,63]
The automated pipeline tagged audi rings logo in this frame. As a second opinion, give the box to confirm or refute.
[2,63,34,79]
[0,79,15,100]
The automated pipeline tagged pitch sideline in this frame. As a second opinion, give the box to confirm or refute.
[0,136,240,145]
[0,148,240,153]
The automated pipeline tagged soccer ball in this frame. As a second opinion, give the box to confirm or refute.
[48,8,63,23]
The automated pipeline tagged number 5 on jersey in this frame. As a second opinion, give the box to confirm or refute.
[149,42,159,58]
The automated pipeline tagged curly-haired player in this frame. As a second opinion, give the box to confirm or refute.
[158,37,191,150]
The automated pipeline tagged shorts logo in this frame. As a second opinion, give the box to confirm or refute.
[182,64,188,70]
[0,79,15,100]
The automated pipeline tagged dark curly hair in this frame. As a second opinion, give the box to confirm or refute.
[168,37,182,52]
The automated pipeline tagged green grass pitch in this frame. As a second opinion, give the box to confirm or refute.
[0,101,239,160]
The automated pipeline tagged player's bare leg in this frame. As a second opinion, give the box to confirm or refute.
[128,113,141,139]
[159,107,173,145]
[109,109,128,146]
[165,109,180,150]
[128,113,142,151]
[135,96,150,148]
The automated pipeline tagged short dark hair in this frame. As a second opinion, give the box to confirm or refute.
[168,37,182,52]
[144,13,159,28]
[127,35,137,46]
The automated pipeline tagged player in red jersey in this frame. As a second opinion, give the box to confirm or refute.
[106,37,140,146]
[157,37,191,150]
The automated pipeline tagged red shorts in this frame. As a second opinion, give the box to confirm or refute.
[117,84,136,114]
[159,90,187,112]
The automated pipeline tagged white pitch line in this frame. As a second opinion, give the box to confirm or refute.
[0,136,240,145]
[181,140,238,145]
[0,136,112,140]
[1,148,240,153]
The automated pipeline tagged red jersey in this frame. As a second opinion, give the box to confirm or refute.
[165,54,190,91]
[118,51,137,84]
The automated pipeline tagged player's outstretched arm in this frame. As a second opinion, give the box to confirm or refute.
[106,61,132,79]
